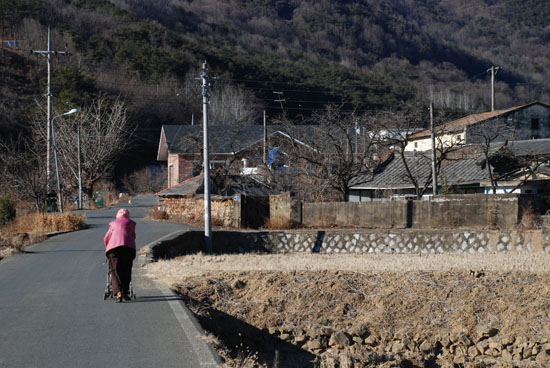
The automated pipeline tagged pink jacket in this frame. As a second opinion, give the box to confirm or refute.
[104,217,136,253]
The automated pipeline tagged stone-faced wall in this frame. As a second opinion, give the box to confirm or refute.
[162,196,240,228]
[145,229,550,260]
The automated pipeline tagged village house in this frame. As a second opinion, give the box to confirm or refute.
[405,102,550,152]
[349,138,550,201]
[157,124,311,189]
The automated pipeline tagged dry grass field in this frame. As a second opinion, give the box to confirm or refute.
[0,212,86,259]
[143,252,550,367]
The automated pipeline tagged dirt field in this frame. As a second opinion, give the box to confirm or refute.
[142,252,550,367]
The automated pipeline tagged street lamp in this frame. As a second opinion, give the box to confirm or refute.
[51,108,79,214]
[76,115,83,210]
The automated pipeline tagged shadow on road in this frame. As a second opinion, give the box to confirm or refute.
[27,249,105,254]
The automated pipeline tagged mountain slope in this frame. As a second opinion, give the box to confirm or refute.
[1,0,549,158]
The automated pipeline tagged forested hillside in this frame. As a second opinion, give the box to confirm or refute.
[1,0,549,162]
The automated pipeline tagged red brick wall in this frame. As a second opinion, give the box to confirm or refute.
[167,154,196,187]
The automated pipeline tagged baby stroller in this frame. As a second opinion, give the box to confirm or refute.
[103,260,136,300]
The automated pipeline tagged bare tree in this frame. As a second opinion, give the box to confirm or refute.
[281,105,383,201]
[0,133,47,211]
[121,166,166,195]
[37,97,134,200]
[375,107,462,199]
[469,121,514,194]
[209,81,263,126]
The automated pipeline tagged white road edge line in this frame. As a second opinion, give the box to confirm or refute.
[140,233,221,367]
[161,288,221,367]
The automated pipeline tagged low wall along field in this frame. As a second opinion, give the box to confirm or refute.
[144,229,550,260]
[301,194,550,230]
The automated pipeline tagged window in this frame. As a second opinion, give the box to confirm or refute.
[414,142,418,148]
[531,118,540,130]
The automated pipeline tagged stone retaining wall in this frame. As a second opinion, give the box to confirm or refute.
[265,324,550,366]
[144,229,550,260]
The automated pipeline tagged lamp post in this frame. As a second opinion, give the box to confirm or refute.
[77,119,82,210]
[51,108,79,214]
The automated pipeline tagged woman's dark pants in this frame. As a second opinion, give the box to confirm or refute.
[107,246,136,295]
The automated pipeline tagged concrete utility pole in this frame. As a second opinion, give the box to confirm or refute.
[487,66,501,112]
[430,103,437,196]
[31,27,69,192]
[200,62,212,253]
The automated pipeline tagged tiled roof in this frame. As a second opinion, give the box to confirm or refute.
[156,174,203,196]
[501,138,550,156]
[351,138,550,189]
[156,174,279,197]
[410,101,549,139]
[351,152,488,189]
[163,125,280,154]
[160,124,329,156]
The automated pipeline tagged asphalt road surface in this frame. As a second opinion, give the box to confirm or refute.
[0,195,218,368]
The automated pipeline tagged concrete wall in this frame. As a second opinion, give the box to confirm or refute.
[270,192,302,226]
[144,229,550,260]
[300,194,546,230]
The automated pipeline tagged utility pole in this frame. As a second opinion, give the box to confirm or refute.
[200,62,212,253]
[263,110,267,164]
[430,103,437,196]
[273,91,286,113]
[353,120,360,157]
[487,66,500,111]
[31,26,69,193]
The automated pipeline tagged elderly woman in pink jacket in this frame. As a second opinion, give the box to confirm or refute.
[104,208,136,302]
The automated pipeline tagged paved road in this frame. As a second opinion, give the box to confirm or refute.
[0,195,218,368]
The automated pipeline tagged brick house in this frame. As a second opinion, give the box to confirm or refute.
[157,124,310,189]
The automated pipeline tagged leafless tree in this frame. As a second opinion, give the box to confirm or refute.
[209,81,263,126]
[34,97,134,200]
[281,105,383,201]
[0,133,47,211]
[375,107,462,199]
[469,121,514,194]
[121,166,166,195]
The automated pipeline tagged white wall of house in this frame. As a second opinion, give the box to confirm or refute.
[405,132,464,152]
